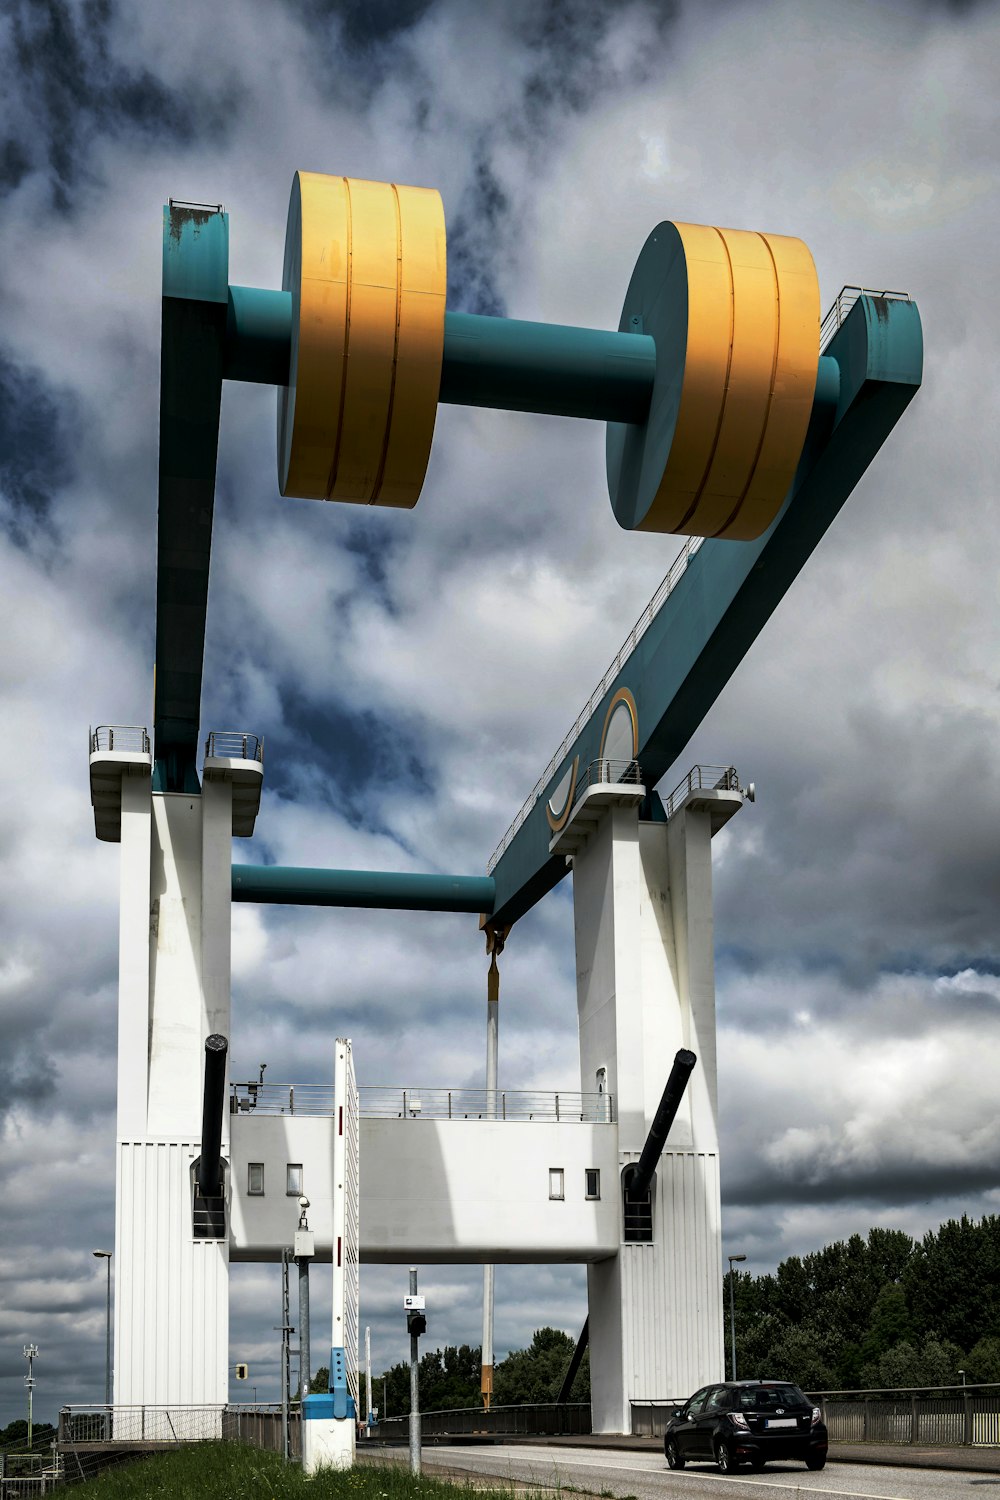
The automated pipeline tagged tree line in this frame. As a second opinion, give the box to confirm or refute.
[727,1215,1000,1391]
[314,1327,588,1415]
[309,1214,1000,1411]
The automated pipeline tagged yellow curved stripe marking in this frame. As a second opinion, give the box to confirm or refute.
[598,687,639,761]
[546,755,580,832]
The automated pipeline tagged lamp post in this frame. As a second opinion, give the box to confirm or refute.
[959,1369,967,1387]
[23,1345,38,1449]
[93,1251,113,1408]
[727,1253,747,1382]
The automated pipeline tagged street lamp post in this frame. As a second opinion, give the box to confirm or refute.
[727,1253,747,1382]
[959,1369,967,1386]
[23,1345,38,1449]
[93,1251,113,1408]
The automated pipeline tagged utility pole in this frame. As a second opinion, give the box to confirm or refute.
[365,1326,372,1431]
[295,1198,314,1400]
[481,926,507,1409]
[727,1253,746,1382]
[275,1250,295,1463]
[406,1269,426,1475]
[23,1345,38,1449]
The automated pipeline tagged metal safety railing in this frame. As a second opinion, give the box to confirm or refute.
[231,1082,615,1123]
[487,538,704,872]
[377,1402,592,1440]
[810,1384,1000,1447]
[89,725,150,755]
[204,730,263,763]
[662,764,741,820]
[820,286,910,351]
[573,759,643,798]
[631,1383,1000,1444]
[57,1404,297,1453]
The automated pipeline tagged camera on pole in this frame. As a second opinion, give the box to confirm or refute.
[405,1295,427,1338]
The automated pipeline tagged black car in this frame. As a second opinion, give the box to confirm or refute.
[663,1379,828,1473]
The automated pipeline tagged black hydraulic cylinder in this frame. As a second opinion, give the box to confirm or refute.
[556,1317,589,1404]
[198,1033,229,1198]
[624,1048,697,1202]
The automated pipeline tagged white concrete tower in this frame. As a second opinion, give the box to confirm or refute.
[555,769,741,1432]
[89,727,262,1411]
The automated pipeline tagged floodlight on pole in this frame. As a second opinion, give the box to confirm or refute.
[93,1251,113,1408]
[726,1254,747,1382]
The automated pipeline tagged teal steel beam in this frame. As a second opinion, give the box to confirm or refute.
[487,295,924,930]
[225,285,291,385]
[438,311,655,422]
[155,204,230,793]
[223,288,656,421]
[222,284,843,426]
[232,864,496,914]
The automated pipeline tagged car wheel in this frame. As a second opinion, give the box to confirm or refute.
[715,1439,736,1473]
[665,1439,685,1470]
[806,1455,826,1471]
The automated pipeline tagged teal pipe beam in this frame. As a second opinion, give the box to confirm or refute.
[224,284,841,426]
[232,864,495,914]
[438,311,655,422]
[226,285,291,385]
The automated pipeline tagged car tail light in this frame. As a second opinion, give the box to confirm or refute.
[811,1406,822,1425]
[731,1412,750,1430]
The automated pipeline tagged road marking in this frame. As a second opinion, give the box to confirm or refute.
[432,1448,922,1500]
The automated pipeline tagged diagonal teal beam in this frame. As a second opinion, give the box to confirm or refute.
[488,295,924,931]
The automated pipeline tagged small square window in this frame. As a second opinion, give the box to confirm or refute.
[247,1162,265,1196]
[585,1168,600,1200]
[286,1163,303,1196]
[548,1167,564,1201]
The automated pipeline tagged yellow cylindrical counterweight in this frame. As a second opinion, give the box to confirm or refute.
[278,171,447,507]
[607,221,819,539]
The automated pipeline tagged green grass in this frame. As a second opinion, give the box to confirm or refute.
[80,1444,551,1500]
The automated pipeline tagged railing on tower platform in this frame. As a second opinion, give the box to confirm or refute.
[89,725,150,754]
[230,1082,614,1123]
[204,730,264,762]
[661,764,740,819]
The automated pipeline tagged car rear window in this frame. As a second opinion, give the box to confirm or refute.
[738,1384,810,1411]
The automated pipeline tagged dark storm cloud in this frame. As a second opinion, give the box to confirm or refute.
[0,349,77,545]
[725,1158,1000,1210]
[0,1049,58,1120]
[2,0,236,213]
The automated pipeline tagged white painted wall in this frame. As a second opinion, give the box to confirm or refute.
[113,787,233,1408]
[229,1116,620,1262]
[573,801,726,1431]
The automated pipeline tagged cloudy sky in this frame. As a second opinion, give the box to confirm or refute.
[2,0,999,1426]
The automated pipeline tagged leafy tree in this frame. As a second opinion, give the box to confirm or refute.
[0,1419,57,1452]
[493,1327,588,1405]
[903,1216,1000,1353]
[967,1337,1000,1384]
[375,1344,482,1417]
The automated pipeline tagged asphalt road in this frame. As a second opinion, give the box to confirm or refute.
[361,1441,997,1500]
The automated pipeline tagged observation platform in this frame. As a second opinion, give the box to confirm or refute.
[87,726,263,839]
[228,1082,623,1265]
